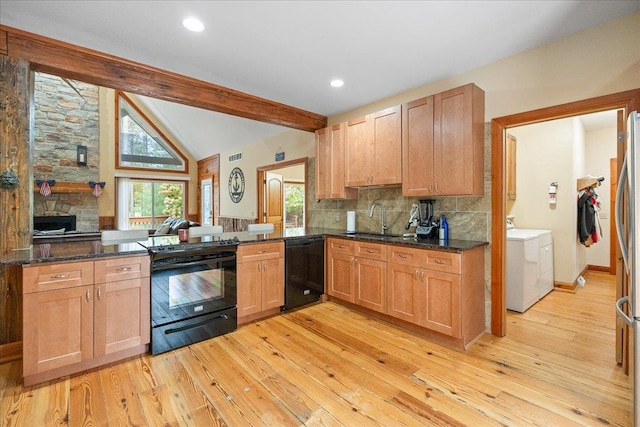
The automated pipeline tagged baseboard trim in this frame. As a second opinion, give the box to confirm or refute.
[555,265,606,293]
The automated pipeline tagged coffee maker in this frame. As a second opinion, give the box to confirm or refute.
[416,199,438,239]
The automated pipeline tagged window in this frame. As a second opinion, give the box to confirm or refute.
[117,92,187,172]
[117,178,185,230]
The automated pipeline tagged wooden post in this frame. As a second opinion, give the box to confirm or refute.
[0,54,32,254]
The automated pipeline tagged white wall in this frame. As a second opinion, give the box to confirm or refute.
[507,117,616,284]
[508,119,576,283]
[218,129,314,218]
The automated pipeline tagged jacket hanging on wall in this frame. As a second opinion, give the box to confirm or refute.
[577,186,602,247]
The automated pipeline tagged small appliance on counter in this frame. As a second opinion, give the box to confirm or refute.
[416,199,439,239]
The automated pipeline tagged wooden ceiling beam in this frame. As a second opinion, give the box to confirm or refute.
[0,25,327,132]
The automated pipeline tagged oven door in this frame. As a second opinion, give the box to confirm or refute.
[151,252,237,327]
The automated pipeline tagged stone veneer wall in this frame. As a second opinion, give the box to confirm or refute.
[306,123,492,328]
[33,73,100,231]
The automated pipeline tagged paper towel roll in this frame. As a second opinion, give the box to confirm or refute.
[347,211,356,233]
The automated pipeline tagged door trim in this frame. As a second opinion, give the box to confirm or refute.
[491,88,640,336]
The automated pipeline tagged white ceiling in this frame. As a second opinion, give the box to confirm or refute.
[1,1,638,160]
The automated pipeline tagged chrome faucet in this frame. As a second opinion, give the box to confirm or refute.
[369,202,388,234]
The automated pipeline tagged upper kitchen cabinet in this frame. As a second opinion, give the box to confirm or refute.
[402,83,485,196]
[315,124,357,200]
[345,105,402,187]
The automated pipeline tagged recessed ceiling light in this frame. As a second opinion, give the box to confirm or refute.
[330,79,344,88]
[182,17,205,32]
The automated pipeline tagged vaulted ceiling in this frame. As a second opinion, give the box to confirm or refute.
[1,1,638,159]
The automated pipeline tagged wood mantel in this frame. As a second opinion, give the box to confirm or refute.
[33,181,97,194]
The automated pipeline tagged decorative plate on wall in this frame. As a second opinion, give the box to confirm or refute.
[228,167,245,203]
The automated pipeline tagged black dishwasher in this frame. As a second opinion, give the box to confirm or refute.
[282,235,325,311]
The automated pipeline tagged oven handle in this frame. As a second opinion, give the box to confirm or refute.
[164,313,230,335]
[152,255,236,272]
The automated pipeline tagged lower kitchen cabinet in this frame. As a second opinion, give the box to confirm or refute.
[330,239,485,349]
[327,238,388,314]
[388,245,484,348]
[237,241,284,324]
[22,255,150,386]
[23,284,94,375]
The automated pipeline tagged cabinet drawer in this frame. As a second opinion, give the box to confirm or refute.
[388,246,427,266]
[94,255,150,283]
[23,261,94,294]
[237,241,284,263]
[356,242,387,261]
[424,250,461,274]
[327,238,356,255]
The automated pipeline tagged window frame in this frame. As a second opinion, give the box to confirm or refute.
[117,177,188,231]
[115,91,189,173]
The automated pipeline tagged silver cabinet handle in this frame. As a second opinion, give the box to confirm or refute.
[414,269,419,281]
[86,290,90,302]
[616,296,632,326]
[116,266,132,272]
[366,249,374,253]
[262,262,266,271]
[398,254,407,259]
[421,271,425,281]
[434,259,445,264]
[97,287,102,300]
[50,273,69,279]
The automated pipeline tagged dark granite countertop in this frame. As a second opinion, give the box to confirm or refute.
[0,227,488,266]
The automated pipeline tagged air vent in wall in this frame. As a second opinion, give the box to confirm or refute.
[228,152,242,162]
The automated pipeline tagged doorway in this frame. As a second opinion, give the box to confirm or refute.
[257,158,308,233]
[491,88,640,338]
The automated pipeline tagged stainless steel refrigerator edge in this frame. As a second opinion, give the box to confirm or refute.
[615,109,639,426]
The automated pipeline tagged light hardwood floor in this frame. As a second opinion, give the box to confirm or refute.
[0,270,630,426]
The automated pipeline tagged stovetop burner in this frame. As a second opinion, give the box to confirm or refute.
[141,235,240,253]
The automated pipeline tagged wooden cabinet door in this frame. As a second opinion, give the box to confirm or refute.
[370,105,402,185]
[345,116,371,187]
[23,285,94,376]
[315,127,330,199]
[237,261,262,317]
[94,279,150,358]
[329,123,357,199]
[420,270,461,338]
[433,83,484,196]
[387,262,421,325]
[355,257,387,314]
[327,252,355,302]
[261,257,284,310]
[402,96,435,196]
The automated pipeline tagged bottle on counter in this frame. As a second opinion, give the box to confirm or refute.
[439,215,449,240]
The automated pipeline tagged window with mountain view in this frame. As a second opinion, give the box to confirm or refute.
[117,92,187,172]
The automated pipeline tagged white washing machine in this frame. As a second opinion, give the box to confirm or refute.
[506,229,554,312]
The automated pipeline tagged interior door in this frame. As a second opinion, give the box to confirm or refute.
[200,178,213,225]
[265,172,283,234]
